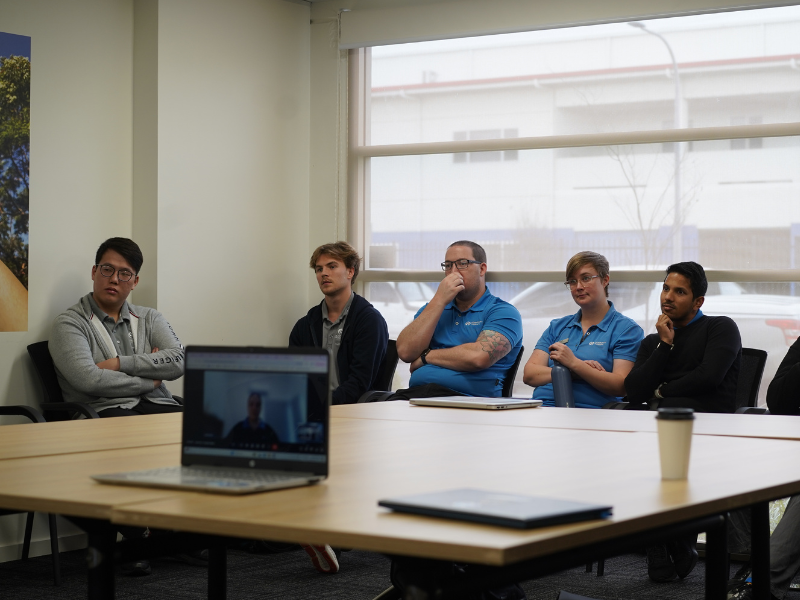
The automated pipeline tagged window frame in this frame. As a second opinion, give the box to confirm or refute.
[346,28,800,291]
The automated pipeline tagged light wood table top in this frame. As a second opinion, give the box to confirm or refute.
[0,412,182,460]
[0,443,181,519]
[332,401,800,441]
[110,416,800,565]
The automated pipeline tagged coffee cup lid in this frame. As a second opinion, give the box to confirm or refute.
[656,407,695,420]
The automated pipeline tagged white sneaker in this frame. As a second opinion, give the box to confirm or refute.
[302,544,340,574]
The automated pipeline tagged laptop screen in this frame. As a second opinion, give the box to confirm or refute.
[181,346,329,475]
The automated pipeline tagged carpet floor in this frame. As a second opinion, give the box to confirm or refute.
[0,546,759,600]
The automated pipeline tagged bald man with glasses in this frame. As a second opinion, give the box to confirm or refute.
[395,240,523,398]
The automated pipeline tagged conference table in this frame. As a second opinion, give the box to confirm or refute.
[334,400,800,441]
[1,406,799,600]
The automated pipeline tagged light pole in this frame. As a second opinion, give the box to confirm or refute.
[630,21,684,263]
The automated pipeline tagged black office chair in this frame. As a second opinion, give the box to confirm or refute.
[358,344,525,403]
[27,341,99,420]
[501,345,524,398]
[0,405,61,585]
[371,340,399,392]
[733,348,768,413]
[589,347,771,576]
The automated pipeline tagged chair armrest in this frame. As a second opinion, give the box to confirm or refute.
[40,402,101,419]
[357,390,394,403]
[734,406,768,415]
[601,401,630,410]
[0,405,45,423]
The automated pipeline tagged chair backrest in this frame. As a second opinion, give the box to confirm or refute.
[372,339,399,392]
[26,341,68,420]
[501,345,524,398]
[735,347,768,410]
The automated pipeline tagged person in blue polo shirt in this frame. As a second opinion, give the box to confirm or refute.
[523,251,643,409]
[395,240,523,398]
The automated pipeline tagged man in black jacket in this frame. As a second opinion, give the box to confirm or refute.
[289,241,389,406]
[624,261,741,584]
[767,337,800,415]
[288,241,388,574]
[727,344,800,600]
[624,261,742,414]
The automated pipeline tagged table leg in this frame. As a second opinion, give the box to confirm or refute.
[86,521,116,600]
[705,512,729,600]
[751,502,770,600]
[208,543,227,600]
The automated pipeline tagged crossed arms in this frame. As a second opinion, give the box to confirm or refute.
[396,298,513,373]
[50,311,184,399]
[523,347,633,396]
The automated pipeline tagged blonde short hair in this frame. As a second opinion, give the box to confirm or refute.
[566,251,610,297]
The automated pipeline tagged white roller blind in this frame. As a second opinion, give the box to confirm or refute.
[337,0,800,48]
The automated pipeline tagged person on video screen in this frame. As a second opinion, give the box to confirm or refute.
[224,392,279,447]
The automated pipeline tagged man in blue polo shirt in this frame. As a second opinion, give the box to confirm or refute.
[396,240,523,398]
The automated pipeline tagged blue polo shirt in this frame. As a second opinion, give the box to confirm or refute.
[533,302,643,408]
[409,288,523,397]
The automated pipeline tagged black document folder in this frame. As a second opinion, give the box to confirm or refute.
[378,488,612,529]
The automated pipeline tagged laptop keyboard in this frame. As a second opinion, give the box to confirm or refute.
[127,466,307,484]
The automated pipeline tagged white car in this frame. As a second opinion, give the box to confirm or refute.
[509,280,800,404]
[368,281,435,340]
[369,281,436,390]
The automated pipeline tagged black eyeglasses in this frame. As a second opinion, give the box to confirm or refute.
[564,275,600,288]
[95,264,136,282]
[441,259,481,271]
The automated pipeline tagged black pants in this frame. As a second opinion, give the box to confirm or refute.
[389,383,466,401]
[99,400,183,418]
[620,397,728,413]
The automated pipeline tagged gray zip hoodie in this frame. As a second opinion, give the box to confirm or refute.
[49,294,184,412]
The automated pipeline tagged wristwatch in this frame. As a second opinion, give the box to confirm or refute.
[420,348,431,365]
[654,383,666,399]
[656,341,674,352]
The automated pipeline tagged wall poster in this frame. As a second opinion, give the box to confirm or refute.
[0,31,29,332]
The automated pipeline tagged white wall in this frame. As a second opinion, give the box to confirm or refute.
[0,0,314,560]
[0,0,135,559]
[0,0,134,415]
[309,10,348,301]
[155,0,311,385]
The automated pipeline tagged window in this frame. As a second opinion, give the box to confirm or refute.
[351,6,800,400]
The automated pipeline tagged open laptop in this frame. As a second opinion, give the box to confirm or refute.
[92,346,330,494]
[410,396,542,410]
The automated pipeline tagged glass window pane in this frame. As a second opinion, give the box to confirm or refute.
[368,140,800,271]
[370,7,800,145]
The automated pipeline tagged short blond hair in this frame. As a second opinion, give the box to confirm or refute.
[566,251,610,297]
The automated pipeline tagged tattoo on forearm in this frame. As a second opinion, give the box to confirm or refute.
[477,330,511,365]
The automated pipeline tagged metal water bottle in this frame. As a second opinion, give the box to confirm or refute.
[551,361,575,408]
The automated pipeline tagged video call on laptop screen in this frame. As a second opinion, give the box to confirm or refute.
[182,347,329,467]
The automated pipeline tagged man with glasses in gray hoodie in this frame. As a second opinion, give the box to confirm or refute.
[49,238,186,576]
[49,237,184,417]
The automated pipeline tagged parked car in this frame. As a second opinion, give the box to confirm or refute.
[509,280,800,403]
[368,281,435,340]
[368,281,436,390]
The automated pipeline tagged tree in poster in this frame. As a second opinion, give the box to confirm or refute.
[0,54,29,288]
[0,54,29,331]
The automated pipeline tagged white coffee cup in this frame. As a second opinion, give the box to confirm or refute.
[656,407,695,480]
